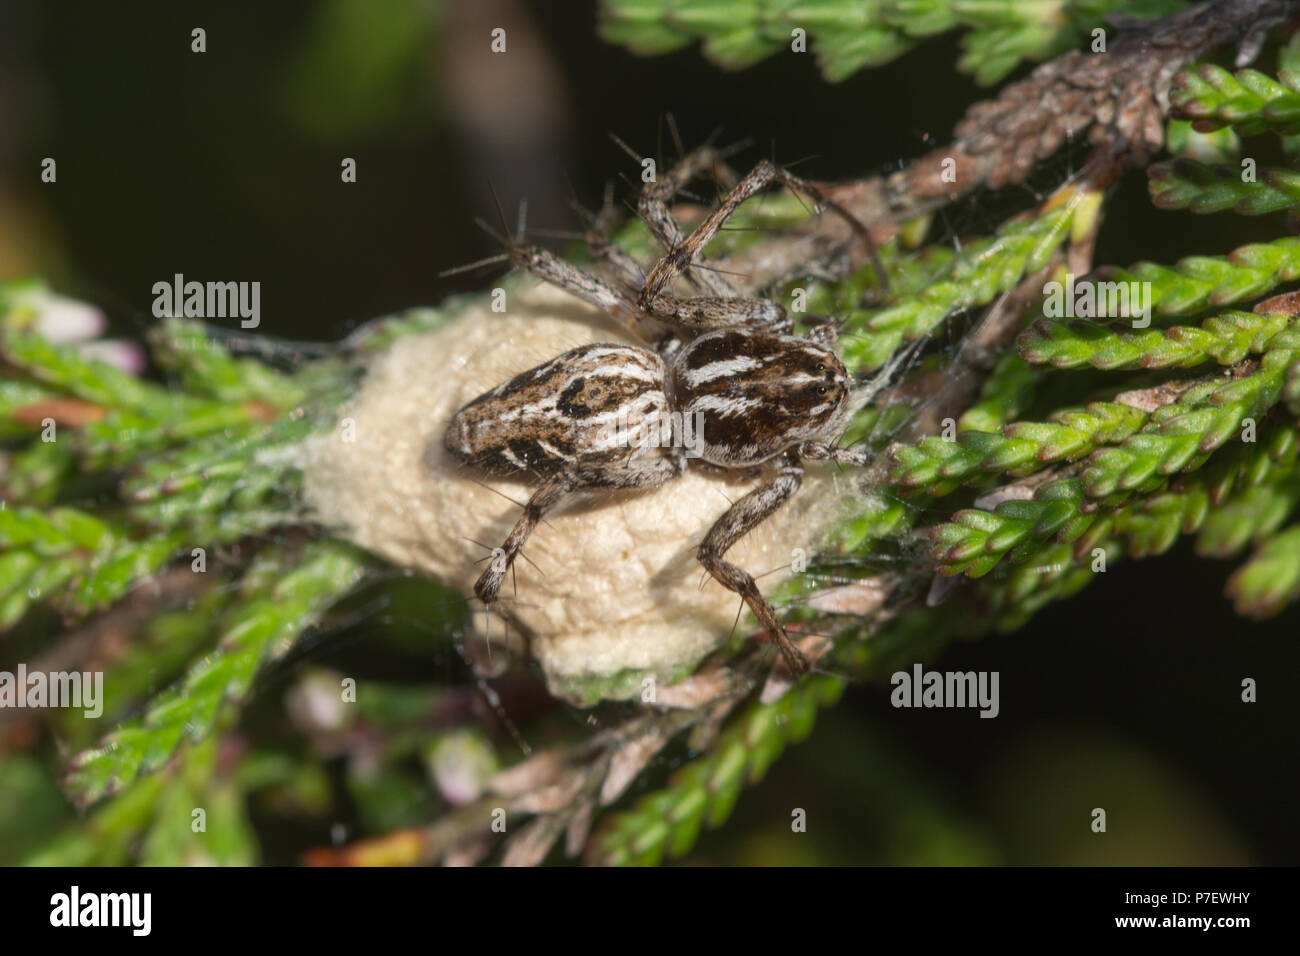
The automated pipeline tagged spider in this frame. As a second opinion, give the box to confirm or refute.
[443,146,888,675]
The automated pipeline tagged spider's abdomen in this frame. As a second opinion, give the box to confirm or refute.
[445,343,682,488]
[669,329,851,468]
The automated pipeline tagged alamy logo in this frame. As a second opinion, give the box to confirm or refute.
[1042,273,1152,328]
[0,664,102,718]
[152,273,260,328]
[599,408,705,458]
[890,664,1000,718]
[50,886,151,936]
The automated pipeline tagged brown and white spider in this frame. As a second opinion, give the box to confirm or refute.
[443,147,886,675]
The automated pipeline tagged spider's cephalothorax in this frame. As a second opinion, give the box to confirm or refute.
[671,329,852,467]
[443,148,882,676]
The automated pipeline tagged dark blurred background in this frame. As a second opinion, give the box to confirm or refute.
[1,0,1296,864]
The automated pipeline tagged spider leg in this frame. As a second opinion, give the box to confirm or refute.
[638,159,876,333]
[643,293,791,333]
[474,455,678,613]
[637,152,793,333]
[636,143,739,298]
[576,180,647,289]
[801,441,871,467]
[643,160,873,304]
[462,189,659,342]
[474,472,576,607]
[696,453,809,674]
[506,242,659,343]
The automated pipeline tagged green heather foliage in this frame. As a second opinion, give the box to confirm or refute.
[598,0,1188,85]
[4,5,1299,866]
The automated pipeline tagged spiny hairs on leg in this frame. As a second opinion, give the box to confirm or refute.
[452,142,881,349]
[443,188,662,344]
[637,158,884,316]
[473,473,577,608]
[627,138,743,299]
[696,453,809,674]
[573,180,647,288]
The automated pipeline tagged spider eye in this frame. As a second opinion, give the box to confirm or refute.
[817,385,828,395]
[816,362,825,372]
